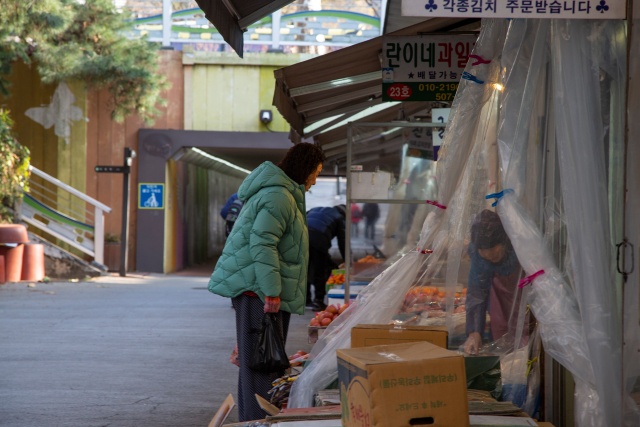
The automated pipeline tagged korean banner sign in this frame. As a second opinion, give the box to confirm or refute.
[402,0,626,20]
[382,34,477,102]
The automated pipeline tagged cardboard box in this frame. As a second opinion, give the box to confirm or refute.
[351,324,448,349]
[337,341,469,427]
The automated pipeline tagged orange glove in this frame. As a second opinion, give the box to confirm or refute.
[264,296,281,313]
[230,343,239,367]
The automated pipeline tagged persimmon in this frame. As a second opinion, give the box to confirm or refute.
[326,305,339,314]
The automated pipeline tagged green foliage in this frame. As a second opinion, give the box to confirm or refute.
[105,232,120,243]
[0,0,168,123]
[0,109,30,223]
[0,0,72,94]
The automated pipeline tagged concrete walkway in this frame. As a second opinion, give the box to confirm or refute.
[0,269,316,427]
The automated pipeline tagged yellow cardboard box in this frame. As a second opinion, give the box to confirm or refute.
[350,324,448,349]
[337,341,469,427]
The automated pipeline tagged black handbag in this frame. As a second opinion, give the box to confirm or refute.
[248,313,291,373]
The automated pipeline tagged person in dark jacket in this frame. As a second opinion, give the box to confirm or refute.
[306,205,346,311]
[464,209,524,355]
[362,202,380,240]
[220,193,244,237]
[208,143,326,421]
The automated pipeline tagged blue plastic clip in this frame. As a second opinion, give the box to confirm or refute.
[485,189,514,207]
[462,71,485,85]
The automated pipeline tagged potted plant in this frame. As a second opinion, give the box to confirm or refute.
[0,109,30,224]
[103,233,120,272]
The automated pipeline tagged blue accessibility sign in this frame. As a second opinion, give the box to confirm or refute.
[138,183,164,210]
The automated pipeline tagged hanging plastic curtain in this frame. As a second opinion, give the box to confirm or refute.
[623,3,640,424]
[495,17,629,426]
[289,18,637,426]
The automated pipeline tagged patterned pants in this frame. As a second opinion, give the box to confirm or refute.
[232,294,291,422]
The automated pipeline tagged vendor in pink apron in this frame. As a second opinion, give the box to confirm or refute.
[464,209,525,355]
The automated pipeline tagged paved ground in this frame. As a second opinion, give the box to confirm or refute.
[0,267,316,427]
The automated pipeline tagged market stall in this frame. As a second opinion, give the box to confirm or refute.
[268,15,636,427]
[219,2,640,426]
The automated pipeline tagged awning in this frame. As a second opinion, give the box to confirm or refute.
[272,17,479,170]
[193,0,294,57]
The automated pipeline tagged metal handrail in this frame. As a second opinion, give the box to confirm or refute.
[22,166,112,264]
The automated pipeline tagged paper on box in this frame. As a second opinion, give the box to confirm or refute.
[351,324,448,349]
[337,341,469,427]
[469,415,538,426]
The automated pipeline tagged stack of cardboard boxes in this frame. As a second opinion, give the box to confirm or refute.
[336,324,551,427]
[219,324,556,427]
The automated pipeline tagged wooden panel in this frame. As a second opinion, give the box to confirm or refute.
[95,89,120,238]
[230,67,259,131]
[206,65,235,130]
[57,80,88,224]
[85,83,100,201]
[183,65,193,130]
[86,50,184,271]
[192,65,209,130]
[161,51,184,129]
[1,62,62,247]
[2,62,59,185]
[190,62,294,133]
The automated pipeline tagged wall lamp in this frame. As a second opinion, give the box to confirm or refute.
[260,109,273,124]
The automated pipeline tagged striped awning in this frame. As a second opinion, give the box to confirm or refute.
[272,17,479,170]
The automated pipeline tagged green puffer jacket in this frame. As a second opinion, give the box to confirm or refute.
[208,161,309,315]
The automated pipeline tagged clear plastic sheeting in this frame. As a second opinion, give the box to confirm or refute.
[344,123,441,266]
[548,20,623,426]
[290,17,638,426]
[288,252,423,408]
[623,1,640,424]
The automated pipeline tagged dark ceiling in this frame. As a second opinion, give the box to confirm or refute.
[198,146,290,172]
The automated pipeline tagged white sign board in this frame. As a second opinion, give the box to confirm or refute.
[402,0,626,19]
[403,127,434,160]
[432,107,451,148]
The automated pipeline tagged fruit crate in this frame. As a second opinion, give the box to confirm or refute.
[307,326,327,344]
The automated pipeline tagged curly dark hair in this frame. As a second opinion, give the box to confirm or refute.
[277,143,326,185]
[471,209,509,249]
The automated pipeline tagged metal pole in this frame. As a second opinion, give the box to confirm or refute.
[272,10,281,50]
[162,0,172,48]
[344,124,353,304]
[119,148,133,277]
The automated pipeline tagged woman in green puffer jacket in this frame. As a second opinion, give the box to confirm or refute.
[208,143,325,422]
